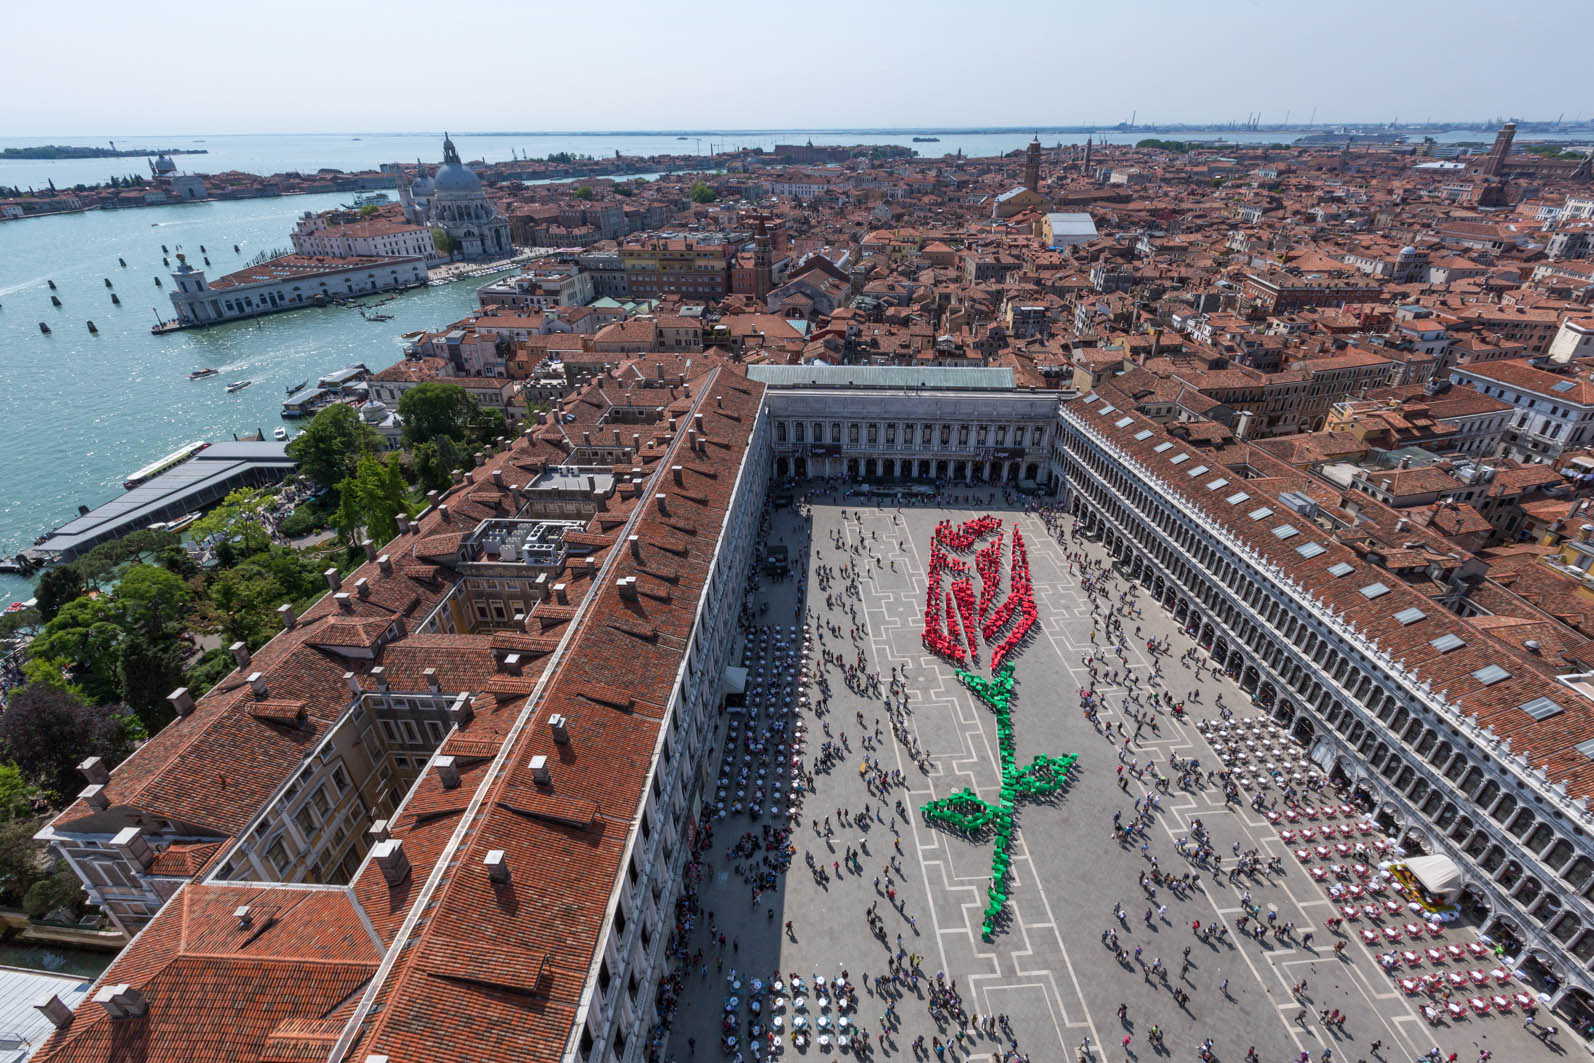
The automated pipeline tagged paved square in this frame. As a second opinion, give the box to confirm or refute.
[668,490,1566,1063]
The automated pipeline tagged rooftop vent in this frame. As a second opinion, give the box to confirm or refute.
[335,592,352,612]
[92,985,147,1021]
[80,784,109,811]
[378,554,393,574]
[423,667,441,694]
[234,905,253,929]
[78,756,108,786]
[169,687,195,716]
[230,641,251,669]
[550,714,570,743]
[529,754,551,785]
[373,839,410,885]
[485,849,511,883]
[434,755,461,789]
[354,577,370,599]
[34,993,74,1030]
[368,819,392,844]
[248,672,268,698]
[278,603,296,630]
[324,568,341,592]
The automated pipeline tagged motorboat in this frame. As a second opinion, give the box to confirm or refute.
[285,379,308,395]
[189,368,218,379]
[226,380,252,393]
[273,427,289,441]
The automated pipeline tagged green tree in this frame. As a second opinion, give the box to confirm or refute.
[0,818,43,907]
[203,547,324,648]
[35,567,84,623]
[286,404,381,491]
[398,382,477,446]
[29,596,122,702]
[471,405,508,444]
[189,486,274,563]
[358,203,381,217]
[572,186,594,201]
[72,529,178,588]
[184,647,235,698]
[689,180,717,204]
[112,564,194,643]
[0,763,40,820]
[432,228,461,258]
[23,870,85,920]
[116,639,186,729]
[411,441,452,495]
[339,454,411,547]
[0,684,134,801]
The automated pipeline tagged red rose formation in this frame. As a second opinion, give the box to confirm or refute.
[923,517,1036,673]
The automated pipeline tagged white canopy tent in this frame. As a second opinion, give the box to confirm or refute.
[1404,854,1463,903]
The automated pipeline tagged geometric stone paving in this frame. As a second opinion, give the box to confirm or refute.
[672,489,1564,1063]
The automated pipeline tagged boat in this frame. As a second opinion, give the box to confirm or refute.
[148,511,201,534]
[124,440,208,490]
[912,136,941,143]
[342,191,390,209]
[273,427,289,441]
[285,379,308,395]
[226,380,252,393]
[189,368,218,379]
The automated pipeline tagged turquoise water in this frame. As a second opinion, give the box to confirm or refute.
[0,192,493,605]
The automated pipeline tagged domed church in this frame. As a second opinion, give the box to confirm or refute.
[399,134,512,259]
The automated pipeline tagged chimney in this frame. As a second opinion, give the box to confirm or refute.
[474,451,486,468]
[632,433,641,452]
[553,583,568,604]
[629,535,641,560]
[1580,524,1594,543]
[230,641,250,669]
[396,513,410,534]
[362,538,377,561]
[672,465,684,485]
[438,504,450,523]
[1395,517,1409,533]
[80,784,109,811]
[248,672,267,699]
[373,839,410,885]
[434,755,461,789]
[484,849,511,883]
[613,428,622,447]
[550,714,570,743]
[378,554,393,575]
[234,905,253,929]
[502,653,522,675]
[694,413,705,433]
[335,592,352,612]
[426,490,440,509]
[617,576,638,600]
[355,577,370,598]
[368,819,392,844]
[169,687,195,716]
[92,985,147,1021]
[324,567,341,592]
[278,603,296,630]
[449,693,474,726]
[423,667,441,693]
[529,755,551,785]
[34,993,74,1030]
[112,827,154,870]
[655,493,669,515]
[78,756,109,786]
[689,428,698,451]
[493,468,504,487]
[716,394,723,409]
[371,665,388,691]
[582,430,592,446]
[345,671,361,696]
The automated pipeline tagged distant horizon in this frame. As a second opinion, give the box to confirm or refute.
[4,119,1593,144]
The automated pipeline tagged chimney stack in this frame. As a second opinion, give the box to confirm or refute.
[617,576,638,601]
[278,603,296,630]
[427,490,441,508]
[438,504,450,523]
[362,538,377,561]
[378,554,393,574]
[1580,524,1594,543]
[324,568,341,592]
[230,641,250,669]
[345,671,362,696]
[493,468,504,486]
[169,687,195,716]
[34,993,74,1030]
[449,693,474,726]
[474,451,485,468]
[234,905,253,929]
[502,653,522,675]
[553,583,568,604]
[423,667,441,693]
[78,756,109,786]
[629,535,641,560]
[655,493,669,515]
[373,839,410,885]
[672,465,684,485]
[529,755,551,785]
[112,826,154,870]
[550,714,570,743]
[354,577,370,598]
[694,413,705,433]
[335,592,352,612]
[396,513,410,534]
[80,784,109,811]
[371,665,388,691]
[368,819,392,844]
[92,985,147,1021]
[247,672,267,698]
[484,849,511,883]
[434,755,461,789]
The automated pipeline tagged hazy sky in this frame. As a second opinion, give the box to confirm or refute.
[10,0,1591,136]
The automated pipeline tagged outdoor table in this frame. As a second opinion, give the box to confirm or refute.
[1448,972,1468,987]
[816,1016,829,1030]
[1299,828,1317,841]
[772,1016,783,1030]
[792,1015,807,1030]
[837,1017,849,1030]
[1399,978,1420,994]
[1467,942,1489,957]
[1384,927,1402,942]
[1514,993,1535,1009]
[1341,905,1360,920]
[1425,948,1445,964]
[817,1035,830,1049]
[1280,830,1296,843]
[1446,946,1465,961]
[837,1036,848,1051]
[1315,846,1332,860]
[1310,868,1329,881]
[1424,1005,1441,1024]
[1469,997,1490,1015]
[1469,970,1489,986]
[794,997,808,1011]
[1492,968,1511,983]
[1362,929,1381,945]
[1295,848,1312,862]
[1385,900,1404,915]
[1405,923,1423,937]
[726,998,740,1011]
[1446,1002,1465,1020]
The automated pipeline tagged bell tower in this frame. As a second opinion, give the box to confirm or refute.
[1025,135,1041,193]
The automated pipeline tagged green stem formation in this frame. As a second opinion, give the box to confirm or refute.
[920,663,1077,940]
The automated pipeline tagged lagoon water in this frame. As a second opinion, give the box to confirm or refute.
[0,191,495,605]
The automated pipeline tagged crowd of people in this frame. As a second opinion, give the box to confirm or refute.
[652,482,1543,1063]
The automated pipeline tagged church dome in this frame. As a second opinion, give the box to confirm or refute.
[153,154,177,174]
[431,134,482,198]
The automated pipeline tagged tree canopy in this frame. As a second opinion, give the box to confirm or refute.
[0,684,134,802]
[398,382,478,447]
[286,404,381,491]
[689,180,717,204]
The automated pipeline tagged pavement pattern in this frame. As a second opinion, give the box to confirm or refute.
[668,488,1569,1063]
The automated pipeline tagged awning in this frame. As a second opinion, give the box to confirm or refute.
[1404,854,1463,901]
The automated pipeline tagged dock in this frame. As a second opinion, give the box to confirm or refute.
[25,442,297,564]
